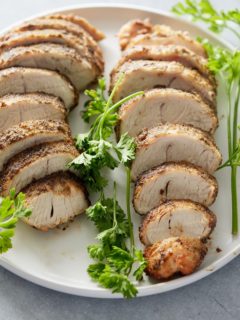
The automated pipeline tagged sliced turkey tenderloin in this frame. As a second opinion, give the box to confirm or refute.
[133,162,218,214]
[0,67,77,109]
[0,141,78,196]
[140,200,216,245]
[0,94,66,132]
[43,14,105,41]
[0,29,104,75]
[144,236,207,280]
[0,119,71,171]
[131,124,222,180]
[0,44,99,90]
[125,23,206,57]
[111,60,216,106]
[117,45,213,82]
[117,88,218,138]
[22,172,89,231]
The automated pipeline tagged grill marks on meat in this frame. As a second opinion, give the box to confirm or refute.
[22,172,89,231]
[139,200,216,245]
[131,124,222,180]
[133,162,218,214]
[0,67,77,110]
[117,88,218,138]
[0,141,78,196]
[0,119,71,171]
[0,93,66,132]
[111,60,216,106]
[0,44,99,90]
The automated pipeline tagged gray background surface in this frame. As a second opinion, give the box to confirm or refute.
[0,0,240,319]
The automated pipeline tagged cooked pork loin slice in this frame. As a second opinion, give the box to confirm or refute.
[131,124,222,180]
[118,19,152,50]
[144,236,207,280]
[0,141,78,196]
[0,44,99,90]
[117,45,214,82]
[0,119,71,172]
[117,89,218,138]
[22,172,89,231]
[0,67,77,110]
[43,14,105,41]
[125,22,206,57]
[140,200,216,245]
[0,29,104,75]
[134,162,218,214]
[0,93,66,132]
[111,61,216,106]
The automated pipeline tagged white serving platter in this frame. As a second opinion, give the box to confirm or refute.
[0,3,239,299]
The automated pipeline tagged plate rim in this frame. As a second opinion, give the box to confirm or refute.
[0,2,238,299]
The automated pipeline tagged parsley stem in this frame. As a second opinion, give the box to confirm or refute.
[126,166,135,254]
[232,165,238,234]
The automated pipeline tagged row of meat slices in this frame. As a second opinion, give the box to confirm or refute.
[112,19,222,280]
[0,14,105,230]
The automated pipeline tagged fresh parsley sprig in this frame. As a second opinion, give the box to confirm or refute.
[86,183,147,298]
[70,77,146,297]
[172,0,240,39]
[69,77,143,191]
[0,189,31,253]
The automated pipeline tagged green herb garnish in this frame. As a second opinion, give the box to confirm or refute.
[69,77,146,297]
[0,189,31,253]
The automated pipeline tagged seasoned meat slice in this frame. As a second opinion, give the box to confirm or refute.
[43,14,105,41]
[0,141,78,196]
[117,45,214,83]
[0,29,104,75]
[140,200,216,245]
[9,18,100,40]
[0,67,77,110]
[0,44,99,90]
[144,236,207,280]
[0,119,71,171]
[111,60,216,106]
[118,19,152,50]
[131,124,222,180]
[117,88,218,138]
[125,23,206,57]
[134,162,218,214]
[0,93,66,132]
[22,172,89,231]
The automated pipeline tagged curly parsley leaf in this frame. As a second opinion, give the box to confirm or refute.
[0,190,31,254]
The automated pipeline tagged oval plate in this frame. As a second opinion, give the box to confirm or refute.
[0,4,238,298]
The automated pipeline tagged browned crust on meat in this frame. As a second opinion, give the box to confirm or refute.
[139,199,217,244]
[0,29,104,75]
[134,161,218,210]
[0,119,72,150]
[115,45,215,84]
[118,19,152,50]
[0,141,78,195]
[22,171,88,200]
[144,237,208,280]
[22,171,90,231]
[136,123,220,154]
[0,93,66,116]
[0,67,78,109]
[42,14,105,41]
[115,88,218,140]
[110,60,216,105]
